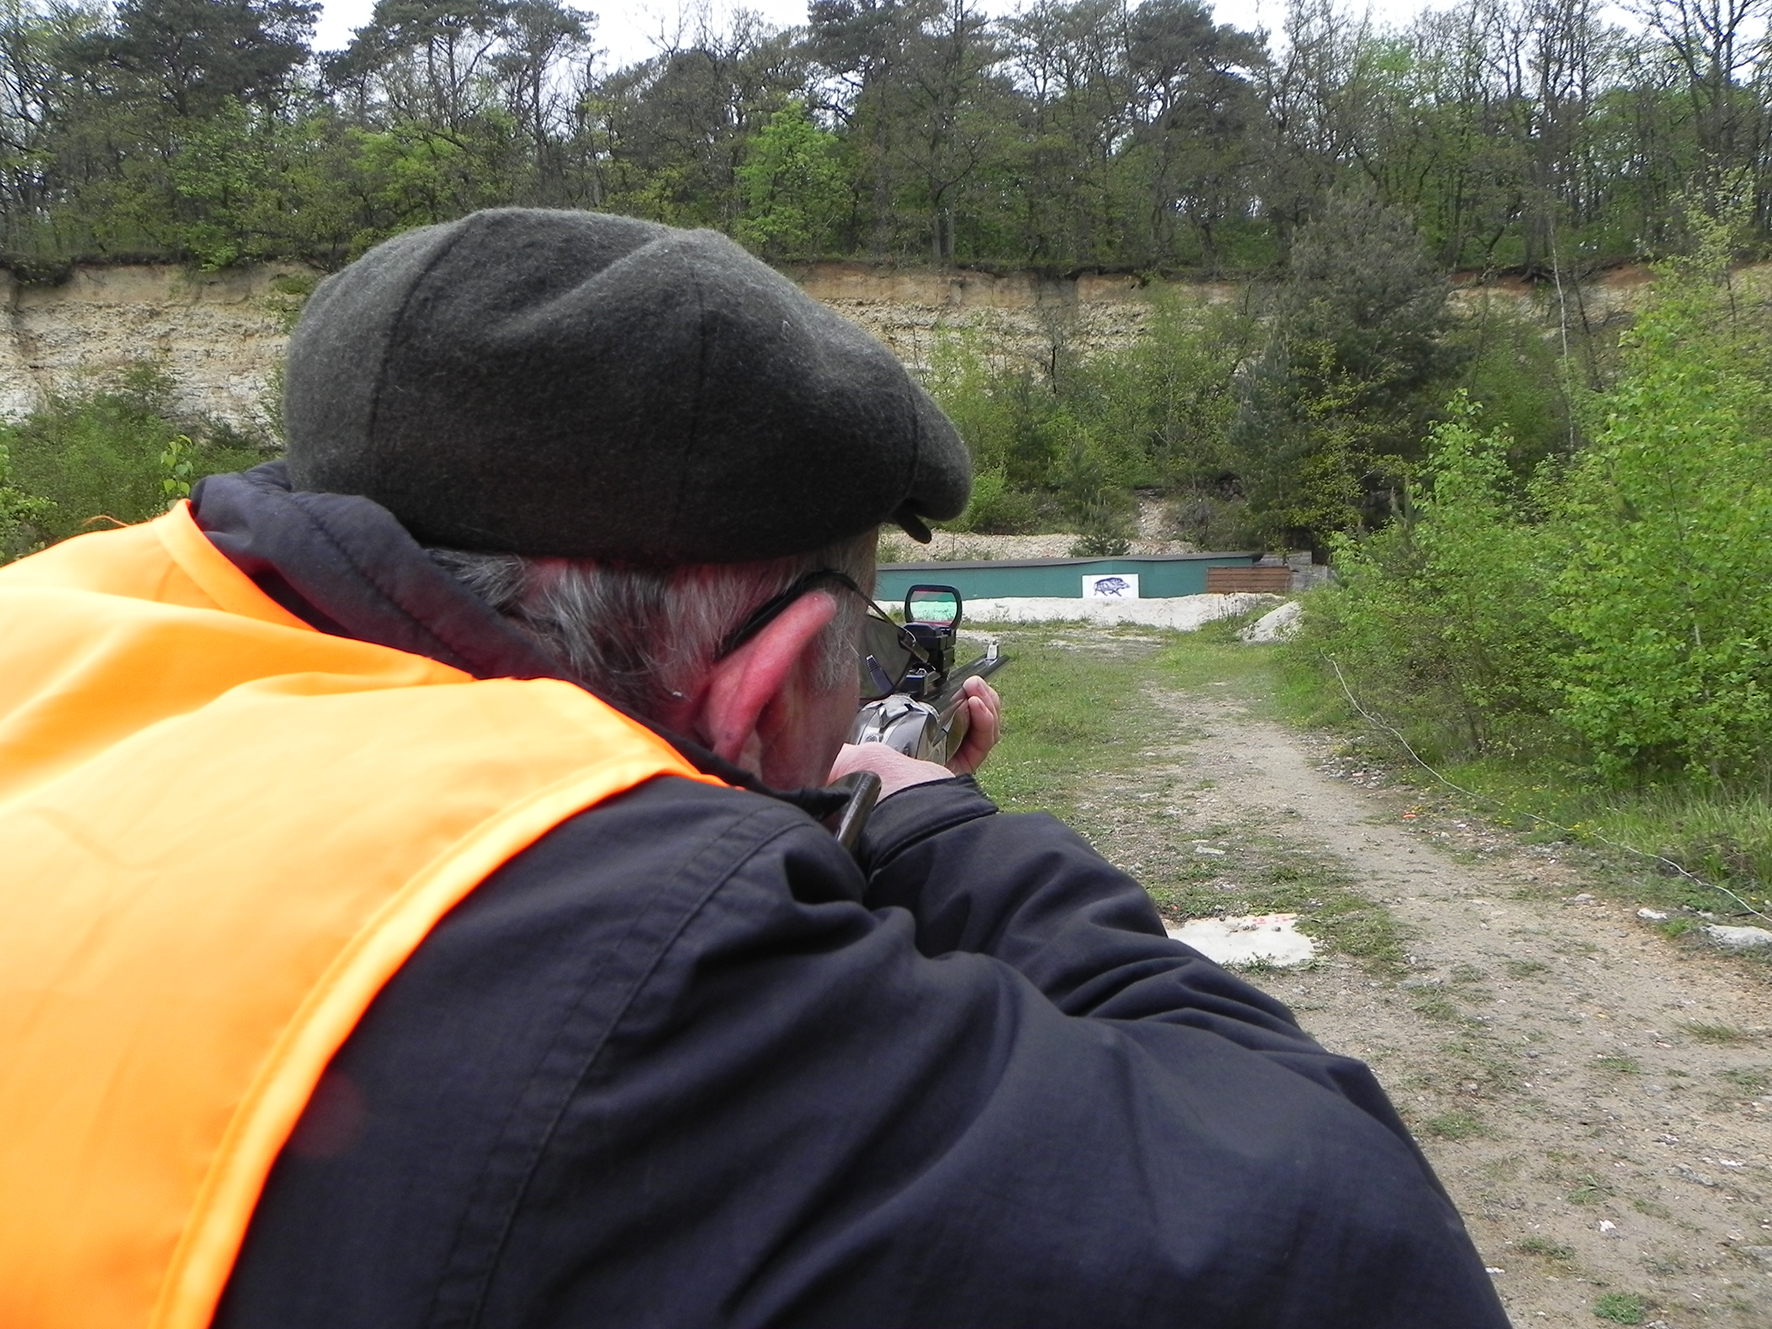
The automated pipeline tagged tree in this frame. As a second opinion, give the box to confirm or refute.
[590,12,804,229]
[491,0,591,202]
[807,0,936,255]
[329,0,511,133]
[999,0,1131,265]
[735,98,846,257]
[1231,186,1462,553]
[71,0,317,117]
[1121,0,1264,269]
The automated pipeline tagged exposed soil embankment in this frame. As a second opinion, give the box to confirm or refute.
[0,256,1719,430]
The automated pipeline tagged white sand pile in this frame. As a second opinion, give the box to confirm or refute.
[963,593,1280,631]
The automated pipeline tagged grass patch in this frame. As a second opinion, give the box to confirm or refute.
[1591,1292,1648,1324]
[1566,1173,1615,1205]
[1595,1055,1641,1074]
[1431,758,1772,923]
[1278,651,1772,925]
[1155,630,1277,696]
[1414,992,1461,1022]
[1422,1109,1490,1140]
[1504,958,1552,979]
[1717,1066,1770,1094]
[1684,1022,1749,1045]
[1149,830,1409,975]
[974,622,1407,976]
[972,627,1165,811]
[1517,1236,1576,1262]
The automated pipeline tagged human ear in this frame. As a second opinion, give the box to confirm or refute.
[690,592,838,776]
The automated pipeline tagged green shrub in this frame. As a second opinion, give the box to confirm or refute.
[0,441,56,563]
[1290,393,1566,761]
[1551,239,1772,784]
[922,294,1257,534]
[0,365,269,549]
[946,467,1040,534]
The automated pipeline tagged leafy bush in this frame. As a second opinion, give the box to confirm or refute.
[0,364,269,555]
[1456,293,1583,470]
[947,467,1040,533]
[922,294,1256,537]
[1293,215,1772,797]
[1293,393,1565,761]
[0,441,56,563]
[1551,239,1772,784]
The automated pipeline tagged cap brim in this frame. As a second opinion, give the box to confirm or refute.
[894,506,934,543]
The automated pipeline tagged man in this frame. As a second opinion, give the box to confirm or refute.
[0,209,1508,1328]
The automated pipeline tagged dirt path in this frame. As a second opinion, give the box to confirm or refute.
[1132,678,1772,1326]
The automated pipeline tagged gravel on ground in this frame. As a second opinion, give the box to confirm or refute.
[982,625,1772,1327]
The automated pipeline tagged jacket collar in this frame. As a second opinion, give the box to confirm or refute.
[189,463,842,816]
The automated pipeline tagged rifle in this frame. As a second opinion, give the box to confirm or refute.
[848,583,1009,765]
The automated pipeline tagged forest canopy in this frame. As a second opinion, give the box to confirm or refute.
[0,0,1768,275]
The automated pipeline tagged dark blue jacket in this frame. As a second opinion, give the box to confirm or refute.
[197,466,1508,1329]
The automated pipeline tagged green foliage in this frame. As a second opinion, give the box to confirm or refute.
[1232,188,1465,553]
[1591,1292,1647,1324]
[1294,393,1564,760]
[1421,1109,1490,1140]
[159,434,195,501]
[1457,295,1582,469]
[1285,221,1772,907]
[735,102,847,260]
[1069,516,1132,558]
[0,441,56,563]
[1295,217,1772,787]
[0,0,1769,277]
[947,466,1039,534]
[0,366,267,547]
[923,295,1256,539]
[1552,228,1772,784]
[1110,295,1256,489]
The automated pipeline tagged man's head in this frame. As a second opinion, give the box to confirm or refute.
[283,208,970,561]
[280,210,972,786]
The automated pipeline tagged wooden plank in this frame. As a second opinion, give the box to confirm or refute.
[1205,566,1294,594]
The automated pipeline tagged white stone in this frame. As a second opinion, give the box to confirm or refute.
[1239,599,1304,643]
[963,593,1279,631]
[1637,907,1669,922]
[1166,914,1317,968]
[1702,924,1772,950]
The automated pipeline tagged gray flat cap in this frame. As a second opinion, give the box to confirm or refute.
[283,209,971,562]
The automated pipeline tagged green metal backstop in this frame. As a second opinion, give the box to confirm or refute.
[875,552,1260,604]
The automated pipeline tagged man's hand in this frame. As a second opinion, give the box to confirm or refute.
[828,677,1003,798]
[829,743,950,799]
[945,676,1001,776]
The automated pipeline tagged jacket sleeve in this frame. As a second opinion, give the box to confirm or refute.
[463,780,1509,1329]
[857,777,1432,1148]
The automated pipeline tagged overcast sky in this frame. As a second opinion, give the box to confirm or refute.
[310,0,1421,68]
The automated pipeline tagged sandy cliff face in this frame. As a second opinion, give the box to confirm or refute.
[0,263,312,429]
[0,258,1667,430]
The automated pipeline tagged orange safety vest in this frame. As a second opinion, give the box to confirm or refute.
[0,504,721,1329]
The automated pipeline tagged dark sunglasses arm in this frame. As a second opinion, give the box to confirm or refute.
[717,569,872,659]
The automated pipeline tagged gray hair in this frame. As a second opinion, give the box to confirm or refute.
[429,531,877,722]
